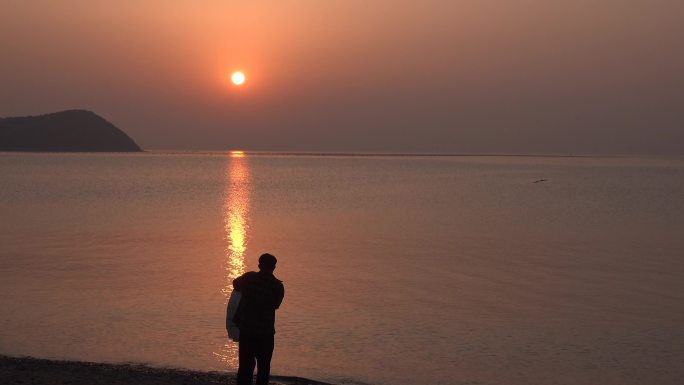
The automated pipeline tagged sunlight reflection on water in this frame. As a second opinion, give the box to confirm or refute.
[214,153,250,366]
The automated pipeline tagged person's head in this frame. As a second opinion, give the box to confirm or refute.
[258,253,277,272]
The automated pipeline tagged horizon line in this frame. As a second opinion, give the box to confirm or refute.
[139,150,684,159]
[2,150,682,159]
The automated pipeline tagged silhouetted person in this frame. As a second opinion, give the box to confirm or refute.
[232,253,285,385]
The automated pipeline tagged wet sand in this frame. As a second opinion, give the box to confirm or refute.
[0,355,331,385]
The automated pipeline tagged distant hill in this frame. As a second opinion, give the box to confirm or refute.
[0,110,141,152]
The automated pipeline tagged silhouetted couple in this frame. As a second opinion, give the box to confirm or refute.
[228,253,285,385]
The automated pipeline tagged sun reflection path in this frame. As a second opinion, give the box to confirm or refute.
[214,152,251,367]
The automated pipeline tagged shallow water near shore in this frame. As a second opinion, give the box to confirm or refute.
[1,152,684,385]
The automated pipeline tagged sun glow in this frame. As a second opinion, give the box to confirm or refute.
[231,71,246,86]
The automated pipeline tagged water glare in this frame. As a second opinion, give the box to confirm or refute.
[214,153,251,366]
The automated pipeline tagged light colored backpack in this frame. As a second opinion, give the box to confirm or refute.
[227,290,242,341]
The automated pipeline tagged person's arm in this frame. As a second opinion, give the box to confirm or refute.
[274,282,284,309]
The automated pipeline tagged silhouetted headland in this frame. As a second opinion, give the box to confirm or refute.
[0,110,141,152]
[0,355,332,385]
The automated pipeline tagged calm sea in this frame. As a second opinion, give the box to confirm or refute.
[1,152,683,385]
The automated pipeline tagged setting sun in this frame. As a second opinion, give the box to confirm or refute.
[231,71,246,86]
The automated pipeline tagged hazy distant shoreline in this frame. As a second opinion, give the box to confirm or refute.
[0,110,141,153]
[0,355,332,385]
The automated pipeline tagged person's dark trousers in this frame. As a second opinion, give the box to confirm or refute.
[237,332,275,385]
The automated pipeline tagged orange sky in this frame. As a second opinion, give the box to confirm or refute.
[1,0,683,153]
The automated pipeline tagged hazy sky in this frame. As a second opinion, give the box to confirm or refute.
[1,0,683,153]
